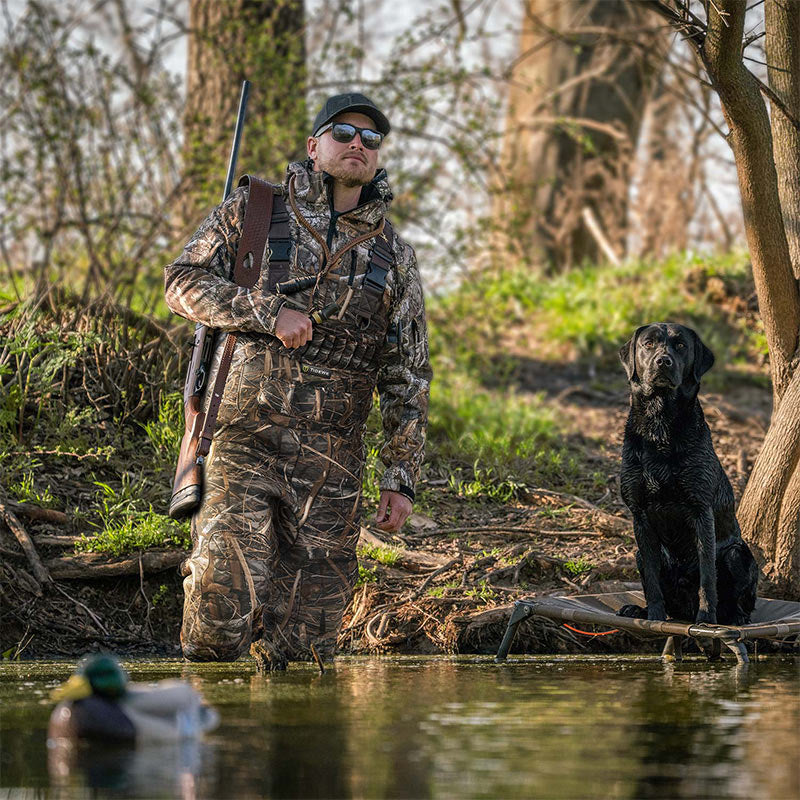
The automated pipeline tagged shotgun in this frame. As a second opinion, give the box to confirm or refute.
[169,80,251,520]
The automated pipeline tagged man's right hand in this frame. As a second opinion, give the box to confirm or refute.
[275,306,313,349]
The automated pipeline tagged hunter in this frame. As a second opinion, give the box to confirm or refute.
[164,93,431,668]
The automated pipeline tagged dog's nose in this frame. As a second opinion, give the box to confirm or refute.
[655,354,673,367]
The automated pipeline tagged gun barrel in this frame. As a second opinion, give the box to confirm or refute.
[222,80,251,201]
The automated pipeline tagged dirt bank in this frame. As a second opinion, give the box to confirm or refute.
[1,366,777,661]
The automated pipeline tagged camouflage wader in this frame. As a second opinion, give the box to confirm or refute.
[164,161,431,663]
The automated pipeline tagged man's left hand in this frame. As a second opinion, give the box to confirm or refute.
[375,491,412,532]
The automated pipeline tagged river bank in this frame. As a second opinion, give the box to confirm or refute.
[0,252,783,659]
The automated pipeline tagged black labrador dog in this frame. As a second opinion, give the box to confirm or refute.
[617,322,758,625]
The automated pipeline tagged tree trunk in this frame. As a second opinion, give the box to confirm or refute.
[494,0,664,269]
[736,367,800,579]
[695,0,800,596]
[765,0,800,280]
[180,0,306,231]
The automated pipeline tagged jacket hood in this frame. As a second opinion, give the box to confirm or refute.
[285,160,393,225]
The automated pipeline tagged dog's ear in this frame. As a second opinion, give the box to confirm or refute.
[619,326,647,382]
[691,330,715,383]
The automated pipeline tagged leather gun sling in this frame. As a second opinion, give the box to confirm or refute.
[196,176,276,459]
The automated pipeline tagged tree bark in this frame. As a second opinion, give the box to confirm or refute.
[495,0,665,269]
[694,0,800,595]
[737,366,800,571]
[765,0,800,280]
[45,550,185,579]
[775,462,800,590]
[699,0,800,404]
[180,0,306,231]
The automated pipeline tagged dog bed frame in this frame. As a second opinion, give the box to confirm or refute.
[495,591,800,665]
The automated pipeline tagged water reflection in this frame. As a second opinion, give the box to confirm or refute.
[1,656,798,799]
[47,736,216,800]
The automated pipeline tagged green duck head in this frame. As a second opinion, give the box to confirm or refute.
[80,654,129,698]
[51,654,129,703]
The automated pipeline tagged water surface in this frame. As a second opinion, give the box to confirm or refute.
[1,655,798,799]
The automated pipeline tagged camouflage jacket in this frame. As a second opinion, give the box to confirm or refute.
[164,160,432,498]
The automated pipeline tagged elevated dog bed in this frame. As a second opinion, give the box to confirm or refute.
[495,592,800,665]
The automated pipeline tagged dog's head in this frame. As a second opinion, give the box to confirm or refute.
[619,323,714,395]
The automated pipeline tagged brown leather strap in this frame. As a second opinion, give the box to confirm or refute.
[196,176,274,459]
[196,332,237,458]
[234,175,273,288]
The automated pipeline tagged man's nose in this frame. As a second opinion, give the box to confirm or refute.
[655,353,673,367]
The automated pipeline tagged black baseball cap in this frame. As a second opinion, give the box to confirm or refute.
[312,93,391,137]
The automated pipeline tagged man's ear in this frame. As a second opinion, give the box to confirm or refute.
[619,325,647,382]
[692,330,715,383]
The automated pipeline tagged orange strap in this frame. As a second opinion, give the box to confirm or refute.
[562,623,620,637]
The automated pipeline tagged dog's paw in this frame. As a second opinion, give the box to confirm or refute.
[617,604,647,618]
[695,609,717,625]
[647,604,667,621]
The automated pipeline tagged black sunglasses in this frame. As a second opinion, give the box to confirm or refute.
[315,122,383,150]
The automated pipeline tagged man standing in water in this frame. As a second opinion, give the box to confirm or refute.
[164,93,431,668]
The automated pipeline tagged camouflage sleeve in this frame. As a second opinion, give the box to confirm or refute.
[376,242,433,501]
[163,186,286,335]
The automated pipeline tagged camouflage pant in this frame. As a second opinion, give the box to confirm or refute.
[180,344,370,662]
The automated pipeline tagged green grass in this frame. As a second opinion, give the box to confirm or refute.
[357,543,401,567]
[464,579,498,604]
[141,391,184,468]
[429,250,763,371]
[356,563,378,586]
[75,510,191,557]
[73,478,190,556]
[7,470,58,508]
[563,556,594,578]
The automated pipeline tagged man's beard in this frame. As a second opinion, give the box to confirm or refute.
[317,154,374,187]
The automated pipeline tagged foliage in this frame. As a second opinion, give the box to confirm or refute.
[356,564,377,586]
[75,509,190,557]
[141,392,185,469]
[361,442,383,505]
[357,543,401,567]
[0,1,183,310]
[464,579,497,604]
[74,478,190,556]
[563,557,593,578]
[430,250,763,373]
[7,470,56,508]
[0,298,186,557]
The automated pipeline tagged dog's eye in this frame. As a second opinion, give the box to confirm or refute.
[643,340,654,348]
[675,342,685,349]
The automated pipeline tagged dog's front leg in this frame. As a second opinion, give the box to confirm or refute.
[694,508,717,624]
[633,513,666,621]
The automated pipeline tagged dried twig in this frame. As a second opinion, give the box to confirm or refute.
[52,583,109,636]
[0,501,52,587]
[414,525,625,539]
[407,557,463,601]
[524,488,630,528]
[7,501,69,525]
